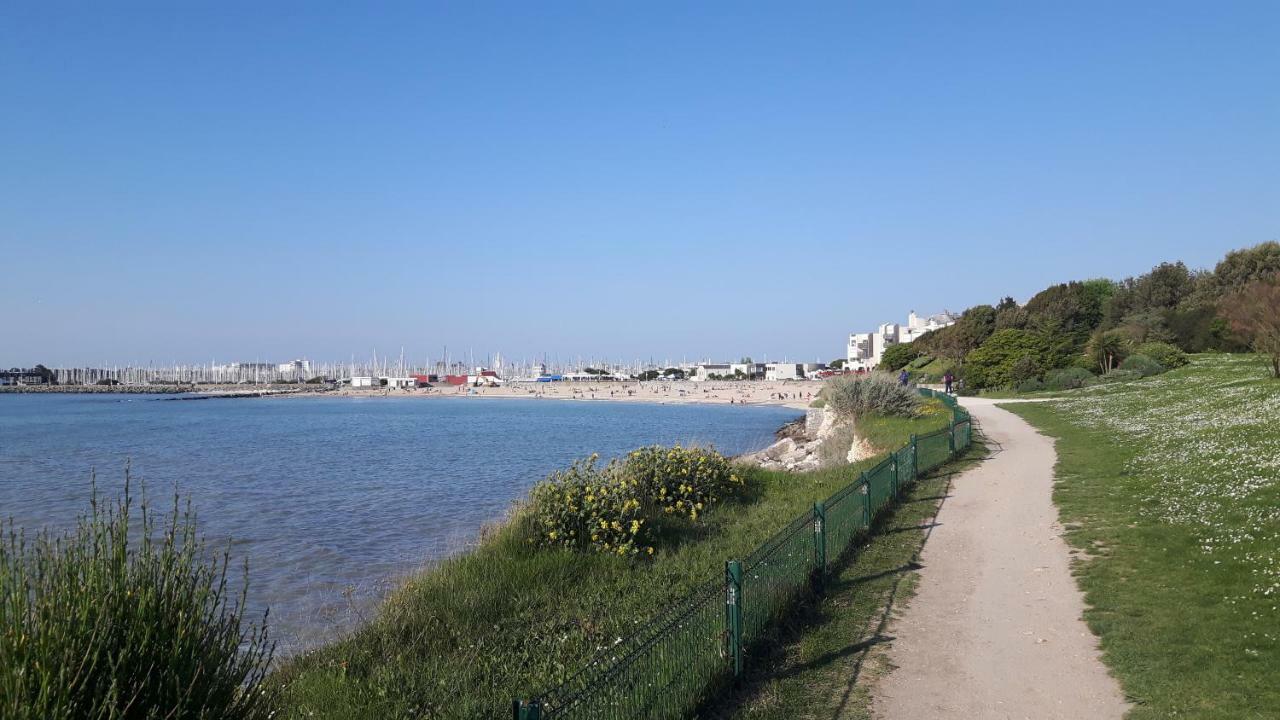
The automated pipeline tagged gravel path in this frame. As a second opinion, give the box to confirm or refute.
[872,399,1129,719]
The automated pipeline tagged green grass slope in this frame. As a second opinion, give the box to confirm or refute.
[1006,354,1280,719]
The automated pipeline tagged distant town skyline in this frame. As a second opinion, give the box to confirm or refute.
[3,3,1276,366]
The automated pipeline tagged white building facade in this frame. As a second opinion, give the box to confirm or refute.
[846,310,957,371]
[277,359,312,377]
[693,362,766,381]
[764,363,804,381]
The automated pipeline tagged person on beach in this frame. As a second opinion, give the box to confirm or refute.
[899,369,909,386]
[943,370,954,394]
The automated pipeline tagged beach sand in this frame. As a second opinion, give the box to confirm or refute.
[326,380,822,410]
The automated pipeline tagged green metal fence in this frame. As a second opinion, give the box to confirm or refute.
[514,391,972,720]
[527,579,727,720]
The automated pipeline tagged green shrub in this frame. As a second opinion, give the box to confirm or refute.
[528,446,742,557]
[528,454,649,556]
[1100,368,1144,383]
[1,474,276,720]
[1016,378,1045,393]
[963,329,1049,389]
[1119,353,1166,378]
[1045,367,1094,391]
[878,343,920,372]
[1010,356,1042,385]
[1068,353,1099,372]
[824,373,920,418]
[622,445,741,523]
[1135,341,1189,369]
[911,357,955,383]
[907,354,933,370]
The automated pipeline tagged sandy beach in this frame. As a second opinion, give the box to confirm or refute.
[325,380,823,410]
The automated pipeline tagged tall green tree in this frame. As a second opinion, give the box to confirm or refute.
[963,329,1049,389]
[1023,282,1106,369]
[878,343,920,372]
[1209,241,1280,295]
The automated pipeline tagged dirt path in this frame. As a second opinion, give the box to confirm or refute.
[872,399,1129,719]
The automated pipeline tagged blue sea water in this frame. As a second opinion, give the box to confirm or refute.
[0,393,798,652]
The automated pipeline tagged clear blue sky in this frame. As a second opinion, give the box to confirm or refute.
[2,1,1276,368]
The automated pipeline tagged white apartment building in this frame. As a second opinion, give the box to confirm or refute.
[765,363,804,381]
[277,359,312,377]
[846,310,957,370]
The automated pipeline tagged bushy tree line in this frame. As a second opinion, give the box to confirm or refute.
[882,242,1280,387]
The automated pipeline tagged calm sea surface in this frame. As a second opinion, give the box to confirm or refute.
[0,393,798,652]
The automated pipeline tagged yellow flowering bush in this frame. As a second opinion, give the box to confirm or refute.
[529,454,651,556]
[528,446,742,556]
[622,445,741,523]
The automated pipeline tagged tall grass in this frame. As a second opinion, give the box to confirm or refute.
[0,469,276,720]
[823,373,920,419]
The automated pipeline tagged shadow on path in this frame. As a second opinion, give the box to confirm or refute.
[699,428,992,720]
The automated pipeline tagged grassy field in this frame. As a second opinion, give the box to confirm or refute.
[273,404,955,719]
[1006,354,1280,719]
[704,440,987,720]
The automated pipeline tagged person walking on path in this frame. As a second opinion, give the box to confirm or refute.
[899,369,910,386]
[943,370,954,394]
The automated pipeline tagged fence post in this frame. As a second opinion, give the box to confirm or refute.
[860,474,871,529]
[948,418,957,456]
[513,700,542,720]
[910,435,918,479]
[813,501,827,582]
[726,560,744,677]
[890,453,899,498]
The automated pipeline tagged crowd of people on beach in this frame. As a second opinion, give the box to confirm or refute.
[338,379,824,408]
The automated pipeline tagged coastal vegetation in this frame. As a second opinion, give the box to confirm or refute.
[270,407,956,718]
[1219,272,1280,378]
[0,473,275,720]
[876,343,919,373]
[529,446,740,556]
[1005,354,1280,718]
[822,373,920,419]
[879,242,1280,391]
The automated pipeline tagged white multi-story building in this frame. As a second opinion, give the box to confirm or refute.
[902,310,957,342]
[765,363,804,381]
[277,359,312,377]
[846,310,957,370]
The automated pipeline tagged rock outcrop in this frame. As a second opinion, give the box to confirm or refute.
[743,406,870,472]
